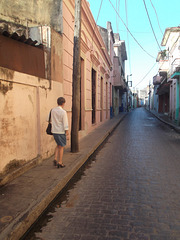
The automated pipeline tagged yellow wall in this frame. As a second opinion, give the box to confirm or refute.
[0,66,63,174]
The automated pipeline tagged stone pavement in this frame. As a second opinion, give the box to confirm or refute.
[149,109,180,133]
[23,107,180,240]
[0,113,127,240]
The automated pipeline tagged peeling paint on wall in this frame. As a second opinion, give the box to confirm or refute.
[0,80,13,95]
[0,67,14,79]
[0,0,63,33]
[28,94,34,110]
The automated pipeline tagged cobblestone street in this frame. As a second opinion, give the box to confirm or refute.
[24,108,180,240]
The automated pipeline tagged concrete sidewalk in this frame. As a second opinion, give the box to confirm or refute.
[149,109,180,133]
[0,113,127,240]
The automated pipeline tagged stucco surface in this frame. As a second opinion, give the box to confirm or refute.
[0,0,63,32]
[0,0,115,176]
[0,67,63,173]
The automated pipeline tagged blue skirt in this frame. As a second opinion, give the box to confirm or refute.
[53,134,66,147]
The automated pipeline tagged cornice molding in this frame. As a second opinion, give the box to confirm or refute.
[100,66,106,74]
[90,52,100,67]
[81,39,89,53]
[81,0,112,67]
[64,0,112,68]
[105,72,110,79]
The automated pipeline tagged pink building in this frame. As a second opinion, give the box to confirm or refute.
[0,0,114,178]
[98,22,127,116]
[63,1,112,135]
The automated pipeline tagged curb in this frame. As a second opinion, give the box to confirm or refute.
[0,156,43,187]
[1,113,127,240]
[147,109,180,134]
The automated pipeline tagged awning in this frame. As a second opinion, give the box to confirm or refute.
[153,75,163,85]
[0,30,43,48]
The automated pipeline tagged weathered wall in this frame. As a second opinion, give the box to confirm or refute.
[0,68,43,172]
[0,0,113,176]
[0,28,64,175]
[0,0,63,32]
[0,66,64,174]
[51,29,63,83]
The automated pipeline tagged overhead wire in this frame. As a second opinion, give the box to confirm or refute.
[91,0,104,45]
[107,0,156,59]
[116,0,120,33]
[95,0,104,25]
[118,0,120,32]
[116,0,118,32]
[134,62,157,88]
[149,0,163,35]
[143,0,162,51]
[125,0,132,75]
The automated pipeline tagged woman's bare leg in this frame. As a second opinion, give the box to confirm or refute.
[54,146,58,161]
[58,145,64,165]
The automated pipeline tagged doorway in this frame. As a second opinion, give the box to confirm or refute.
[92,68,96,124]
[100,77,103,122]
[79,58,85,130]
[106,82,108,119]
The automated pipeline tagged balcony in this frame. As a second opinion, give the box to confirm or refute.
[170,58,180,79]
[159,60,169,73]
[112,56,127,91]
[153,75,163,85]
[112,71,127,91]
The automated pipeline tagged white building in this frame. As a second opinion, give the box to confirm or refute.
[153,26,180,124]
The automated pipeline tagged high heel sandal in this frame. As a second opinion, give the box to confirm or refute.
[57,163,65,168]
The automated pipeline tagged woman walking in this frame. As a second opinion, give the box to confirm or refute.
[51,97,69,168]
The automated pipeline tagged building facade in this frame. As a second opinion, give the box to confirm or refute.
[0,0,113,176]
[98,22,127,117]
[113,33,127,114]
[153,27,180,124]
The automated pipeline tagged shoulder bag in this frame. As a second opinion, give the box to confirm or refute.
[46,110,53,135]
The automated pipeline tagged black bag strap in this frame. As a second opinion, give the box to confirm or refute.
[48,109,52,123]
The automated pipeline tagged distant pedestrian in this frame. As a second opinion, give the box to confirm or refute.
[50,97,69,168]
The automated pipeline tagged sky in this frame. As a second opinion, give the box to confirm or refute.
[87,0,180,90]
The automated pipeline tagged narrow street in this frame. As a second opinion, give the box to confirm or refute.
[24,108,180,240]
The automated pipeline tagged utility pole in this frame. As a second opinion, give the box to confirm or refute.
[71,0,81,153]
